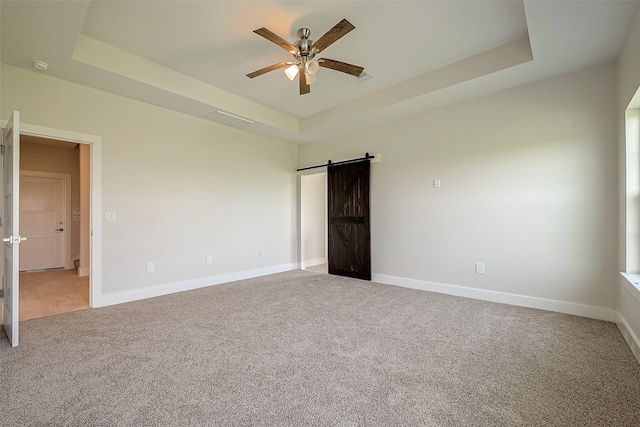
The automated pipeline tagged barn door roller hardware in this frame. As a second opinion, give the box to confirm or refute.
[296,153,374,172]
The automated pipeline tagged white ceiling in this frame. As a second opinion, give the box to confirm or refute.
[1,1,638,144]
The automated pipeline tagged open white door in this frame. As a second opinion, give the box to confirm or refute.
[3,111,22,347]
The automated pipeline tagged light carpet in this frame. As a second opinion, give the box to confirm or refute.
[1,270,639,426]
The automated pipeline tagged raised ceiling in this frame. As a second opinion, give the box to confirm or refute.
[1,1,638,143]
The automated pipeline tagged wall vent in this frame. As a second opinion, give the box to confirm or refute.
[205,110,254,128]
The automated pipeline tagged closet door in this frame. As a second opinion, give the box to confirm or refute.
[327,160,371,280]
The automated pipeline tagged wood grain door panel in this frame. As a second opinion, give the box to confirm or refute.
[328,160,371,280]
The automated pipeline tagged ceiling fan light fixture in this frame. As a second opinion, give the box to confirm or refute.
[305,72,317,85]
[285,64,299,80]
[306,60,320,75]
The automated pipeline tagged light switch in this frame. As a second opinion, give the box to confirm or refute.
[104,212,117,222]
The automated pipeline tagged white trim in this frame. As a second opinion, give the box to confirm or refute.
[372,274,616,322]
[20,171,73,270]
[94,263,297,308]
[15,122,102,309]
[620,272,640,302]
[615,311,640,365]
[302,257,327,269]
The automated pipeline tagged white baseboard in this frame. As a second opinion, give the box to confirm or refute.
[94,263,297,308]
[372,274,616,322]
[302,257,327,269]
[78,267,90,277]
[615,312,640,365]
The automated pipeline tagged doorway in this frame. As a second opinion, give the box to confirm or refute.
[300,172,327,273]
[18,135,90,320]
[299,159,373,279]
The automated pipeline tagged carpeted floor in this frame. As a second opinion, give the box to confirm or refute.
[1,270,639,426]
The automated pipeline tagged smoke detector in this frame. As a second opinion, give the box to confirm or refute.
[32,60,49,71]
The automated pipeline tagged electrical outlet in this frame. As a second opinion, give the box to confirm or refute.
[475,262,485,274]
[206,256,213,265]
[147,262,155,273]
[433,179,441,188]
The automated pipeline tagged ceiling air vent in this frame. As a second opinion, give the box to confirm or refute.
[205,110,254,128]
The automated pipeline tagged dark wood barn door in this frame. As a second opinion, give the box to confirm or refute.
[327,160,371,280]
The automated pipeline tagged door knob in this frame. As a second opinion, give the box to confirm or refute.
[55,228,64,232]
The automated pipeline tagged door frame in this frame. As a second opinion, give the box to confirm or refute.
[20,171,73,270]
[1,120,103,308]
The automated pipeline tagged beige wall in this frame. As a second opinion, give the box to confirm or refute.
[618,4,640,361]
[20,140,81,261]
[299,63,618,313]
[1,63,298,297]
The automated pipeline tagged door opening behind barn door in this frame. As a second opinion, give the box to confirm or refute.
[301,172,327,274]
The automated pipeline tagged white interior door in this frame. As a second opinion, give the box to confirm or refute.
[3,111,22,347]
[20,176,65,271]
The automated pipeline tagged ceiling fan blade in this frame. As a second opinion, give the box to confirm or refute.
[253,28,297,54]
[247,62,292,79]
[311,19,355,53]
[319,58,364,77]
[299,73,310,95]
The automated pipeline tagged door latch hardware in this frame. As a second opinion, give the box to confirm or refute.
[3,236,27,244]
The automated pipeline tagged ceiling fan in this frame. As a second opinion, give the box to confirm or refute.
[247,19,364,95]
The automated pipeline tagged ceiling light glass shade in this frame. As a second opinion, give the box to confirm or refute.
[305,72,317,85]
[306,60,320,75]
[285,64,299,80]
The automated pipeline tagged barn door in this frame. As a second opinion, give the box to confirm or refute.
[327,160,371,280]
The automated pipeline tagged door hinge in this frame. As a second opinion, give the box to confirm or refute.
[0,288,3,299]
[0,217,4,227]
[1,145,4,155]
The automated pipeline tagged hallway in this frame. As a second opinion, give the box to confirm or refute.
[19,269,89,320]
